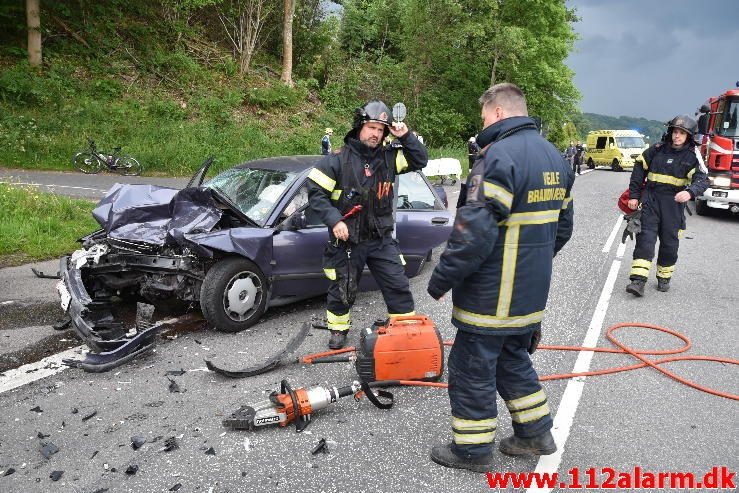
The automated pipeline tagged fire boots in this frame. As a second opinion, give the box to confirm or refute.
[328,330,348,349]
[626,279,646,297]
[499,430,557,456]
[430,443,494,473]
[657,278,670,292]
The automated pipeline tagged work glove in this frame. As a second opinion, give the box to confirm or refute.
[621,209,642,244]
[528,328,541,354]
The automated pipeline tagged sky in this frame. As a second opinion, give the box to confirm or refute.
[566,0,739,121]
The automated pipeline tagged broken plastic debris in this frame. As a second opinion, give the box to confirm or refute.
[3,468,16,477]
[205,447,216,456]
[30,406,43,413]
[243,438,251,452]
[82,410,98,421]
[169,483,182,491]
[125,465,139,475]
[162,437,179,452]
[49,470,63,482]
[37,431,50,439]
[131,436,146,450]
[311,438,329,455]
[165,369,187,376]
[40,442,59,459]
[167,378,182,393]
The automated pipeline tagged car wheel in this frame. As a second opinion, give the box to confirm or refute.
[587,158,595,169]
[200,257,267,333]
[611,159,621,172]
[695,198,710,216]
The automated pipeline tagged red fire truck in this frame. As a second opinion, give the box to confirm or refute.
[695,82,739,215]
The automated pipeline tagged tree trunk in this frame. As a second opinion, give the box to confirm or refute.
[26,0,42,68]
[280,0,295,86]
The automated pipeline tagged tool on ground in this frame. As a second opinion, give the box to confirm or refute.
[223,379,362,432]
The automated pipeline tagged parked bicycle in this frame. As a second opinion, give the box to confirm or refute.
[72,139,143,175]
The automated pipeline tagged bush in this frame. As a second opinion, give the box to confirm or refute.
[247,82,307,110]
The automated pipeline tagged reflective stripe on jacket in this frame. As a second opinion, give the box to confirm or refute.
[630,143,708,200]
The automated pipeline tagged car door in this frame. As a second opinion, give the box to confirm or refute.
[395,171,453,277]
[270,180,331,303]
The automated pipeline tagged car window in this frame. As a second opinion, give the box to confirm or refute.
[280,184,323,227]
[204,167,297,226]
[596,136,607,149]
[397,172,437,210]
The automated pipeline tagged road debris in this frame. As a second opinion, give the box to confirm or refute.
[49,470,63,481]
[30,406,43,413]
[204,447,216,455]
[40,442,59,459]
[162,437,179,452]
[125,464,139,475]
[167,377,182,393]
[81,410,98,421]
[131,436,146,450]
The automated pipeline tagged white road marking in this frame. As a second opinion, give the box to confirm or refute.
[527,259,622,493]
[0,180,105,193]
[616,238,627,259]
[0,346,85,394]
[602,215,624,253]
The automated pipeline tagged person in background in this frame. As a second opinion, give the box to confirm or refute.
[565,141,576,171]
[321,128,333,155]
[573,140,584,175]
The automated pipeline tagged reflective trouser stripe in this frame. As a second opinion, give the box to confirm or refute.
[326,310,350,331]
[562,196,572,209]
[308,168,336,192]
[506,390,550,424]
[452,416,497,445]
[323,268,336,280]
[657,264,675,279]
[395,151,408,173]
[630,258,652,278]
[647,172,689,187]
[331,189,342,201]
[496,225,520,316]
[388,311,415,318]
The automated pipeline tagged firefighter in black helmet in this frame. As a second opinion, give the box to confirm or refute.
[307,100,428,349]
[625,114,708,296]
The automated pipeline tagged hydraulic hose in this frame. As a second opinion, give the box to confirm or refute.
[302,322,739,401]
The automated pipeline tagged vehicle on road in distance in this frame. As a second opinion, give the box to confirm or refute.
[57,155,453,359]
[72,138,143,176]
[584,129,648,172]
[695,82,739,215]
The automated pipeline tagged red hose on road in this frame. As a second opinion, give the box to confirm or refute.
[304,323,739,400]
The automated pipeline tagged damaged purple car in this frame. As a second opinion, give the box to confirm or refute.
[57,156,452,370]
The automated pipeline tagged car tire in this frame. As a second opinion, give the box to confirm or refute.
[611,159,621,172]
[200,257,267,333]
[587,158,595,169]
[695,198,710,216]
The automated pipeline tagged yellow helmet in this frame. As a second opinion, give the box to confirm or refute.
[325,128,333,135]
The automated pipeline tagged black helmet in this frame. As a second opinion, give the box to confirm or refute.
[667,114,698,136]
[353,100,392,129]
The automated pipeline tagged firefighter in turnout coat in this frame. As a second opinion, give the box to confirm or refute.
[427,83,574,473]
[307,100,428,349]
[625,115,708,296]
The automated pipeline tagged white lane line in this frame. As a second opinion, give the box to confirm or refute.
[602,215,624,253]
[616,238,627,260]
[0,346,85,394]
[527,259,622,493]
[0,181,105,193]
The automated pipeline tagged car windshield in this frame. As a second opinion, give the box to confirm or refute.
[615,137,645,149]
[718,98,739,138]
[204,167,298,225]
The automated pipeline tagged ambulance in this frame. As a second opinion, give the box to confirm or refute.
[583,129,648,172]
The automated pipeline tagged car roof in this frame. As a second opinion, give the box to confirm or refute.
[233,155,323,172]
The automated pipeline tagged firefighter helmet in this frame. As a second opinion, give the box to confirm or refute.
[353,100,392,129]
[667,115,698,136]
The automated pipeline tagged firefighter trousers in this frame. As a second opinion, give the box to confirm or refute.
[448,329,552,458]
[325,236,414,332]
[630,191,685,281]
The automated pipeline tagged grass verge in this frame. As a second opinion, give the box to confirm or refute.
[0,184,97,267]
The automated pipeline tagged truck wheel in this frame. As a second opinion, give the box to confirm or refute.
[587,158,595,169]
[200,257,267,333]
[611,159,622,172]
[695,199,710,216]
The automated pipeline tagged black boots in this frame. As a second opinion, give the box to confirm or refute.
[430,443,494,473]
[626,279,646,297]
[328,330,348,349]
[657,278,671,292]
[499,431,557,456]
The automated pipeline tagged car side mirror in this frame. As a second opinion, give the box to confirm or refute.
[276,211,307,232]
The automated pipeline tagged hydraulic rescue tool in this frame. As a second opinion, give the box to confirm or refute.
[223,379,362,432]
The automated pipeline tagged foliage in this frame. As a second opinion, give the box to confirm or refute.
[0,184,98,264]
[580,113,666,144]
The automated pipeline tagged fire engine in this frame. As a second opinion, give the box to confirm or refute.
[695,82,739,215]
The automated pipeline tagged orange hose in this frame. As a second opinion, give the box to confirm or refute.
[411,322,739,401]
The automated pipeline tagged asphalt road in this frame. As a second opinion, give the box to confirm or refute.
[0,167,737,493]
